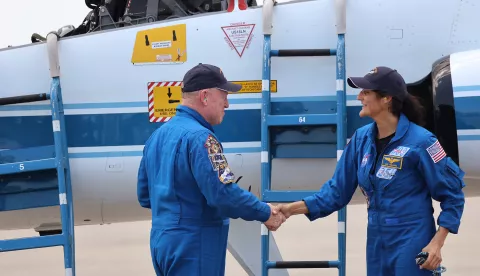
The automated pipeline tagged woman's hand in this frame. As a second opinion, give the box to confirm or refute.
[419,241,443,271]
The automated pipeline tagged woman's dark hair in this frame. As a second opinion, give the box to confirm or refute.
[373,90,426,127]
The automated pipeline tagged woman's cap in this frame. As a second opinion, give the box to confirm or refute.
[347,66,408,101]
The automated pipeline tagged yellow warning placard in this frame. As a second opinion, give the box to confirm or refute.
[132,24,187,65]
[230,80,277,93]
[148,82,182,122]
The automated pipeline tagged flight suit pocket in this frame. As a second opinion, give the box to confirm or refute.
[445,158,466,188]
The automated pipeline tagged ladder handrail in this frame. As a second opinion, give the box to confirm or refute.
[0,31,76,276]
[47,32,61,78]
[262,0,275,35]
[47,30,77,276]
[335,0,347,35]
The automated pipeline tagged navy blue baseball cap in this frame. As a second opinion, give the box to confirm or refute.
[182,63,242,93]
[347,66,409,101]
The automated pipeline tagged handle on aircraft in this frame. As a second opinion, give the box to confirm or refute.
[0,93,49,106]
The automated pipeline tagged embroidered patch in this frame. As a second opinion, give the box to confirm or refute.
[204,134,235,184]
[381,155,403,170]
[219,165,235,184]
[426,139,446,163]
[376,167,397,180]
[361,153,370,167]
[389,146,410,157]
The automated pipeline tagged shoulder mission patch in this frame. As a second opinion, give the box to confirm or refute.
[204,134,235,184]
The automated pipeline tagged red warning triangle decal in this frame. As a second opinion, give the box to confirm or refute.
[221,23,255,57]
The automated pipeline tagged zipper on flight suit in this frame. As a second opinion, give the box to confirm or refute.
[367,136,395,271]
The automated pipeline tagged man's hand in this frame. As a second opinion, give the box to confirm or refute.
[264,204,286,231]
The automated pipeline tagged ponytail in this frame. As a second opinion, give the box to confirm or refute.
[398,94,426,126]
[375,91,427,127]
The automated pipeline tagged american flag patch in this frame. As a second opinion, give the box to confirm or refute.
[426,140,446,163]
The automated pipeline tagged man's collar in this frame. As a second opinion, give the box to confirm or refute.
[176,105,214,132]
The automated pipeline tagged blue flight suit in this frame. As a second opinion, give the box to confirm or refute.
[137,105,272,276]
[302,113,466,275]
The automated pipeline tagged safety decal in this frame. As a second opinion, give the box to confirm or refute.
[131,24,187,65]
[229,80,277,93]
[204,134,235,184]
[148,81,182,123]
[426,140,446,163]
[221,22,255,57]
[389,146,410,157]
[381,155,403,170]
[376,167,397,180]
[361,153,370,167]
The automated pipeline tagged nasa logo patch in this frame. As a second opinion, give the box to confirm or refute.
[361,153,370,167]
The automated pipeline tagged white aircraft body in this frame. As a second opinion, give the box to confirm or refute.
[1,0,479,275]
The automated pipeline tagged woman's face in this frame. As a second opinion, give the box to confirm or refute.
[356,89,390,118]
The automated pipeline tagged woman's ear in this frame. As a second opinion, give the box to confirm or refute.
[383,96,392,104]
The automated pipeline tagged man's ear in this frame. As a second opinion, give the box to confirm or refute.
[199,89,208,105]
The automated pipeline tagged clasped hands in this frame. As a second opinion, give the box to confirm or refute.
[263,203,292,231]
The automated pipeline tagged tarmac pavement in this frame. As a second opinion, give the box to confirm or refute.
[0,196,478,276]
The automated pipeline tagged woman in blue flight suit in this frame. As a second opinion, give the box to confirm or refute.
[279,66,466,275]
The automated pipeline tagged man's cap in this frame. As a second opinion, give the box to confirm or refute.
[181,63,242,93]
[347,66,408,101]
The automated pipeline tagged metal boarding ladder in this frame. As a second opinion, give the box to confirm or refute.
[260,0,347,275]
[0,33,76,276]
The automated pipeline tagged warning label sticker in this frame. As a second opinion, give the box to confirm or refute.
[230,80,277,93]
[131,24,187,65]
[148,81,182,123]
[221,23,255,57]
[147,79,278,122]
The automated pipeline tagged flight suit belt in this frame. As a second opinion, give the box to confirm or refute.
[152,215,229,228]
[368,211,433,226]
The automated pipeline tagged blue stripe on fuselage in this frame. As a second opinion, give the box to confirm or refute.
[0,108,355,149]
[0,97,479,150]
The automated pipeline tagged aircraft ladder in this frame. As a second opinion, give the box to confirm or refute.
[0,33,76,276]
[260,0,347,275]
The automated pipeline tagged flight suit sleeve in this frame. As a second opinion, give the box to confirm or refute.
[137,150,151,209]
[302,132,359,221]
[189,131,271,222]
[418,136,466,234]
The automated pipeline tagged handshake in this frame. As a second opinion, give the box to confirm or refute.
[263,203,293,231]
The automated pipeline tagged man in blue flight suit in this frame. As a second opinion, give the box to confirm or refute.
[278,66,466,275]
[137,63,286,276]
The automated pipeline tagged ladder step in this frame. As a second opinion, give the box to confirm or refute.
[263,190,318,202]
[267,260,340,269]
[266,114,337,127]
[270,49,336,57]
[0,234,65,252]
[0,158,57,176]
